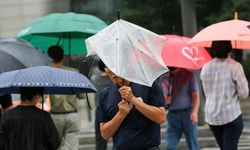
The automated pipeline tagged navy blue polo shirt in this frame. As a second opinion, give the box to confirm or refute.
[99,81,165,150]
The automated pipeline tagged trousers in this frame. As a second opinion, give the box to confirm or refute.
[209,115,243,150]
[166,107,199,150]
[51,112,80,150]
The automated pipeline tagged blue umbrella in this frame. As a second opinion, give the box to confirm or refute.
[0,66,96,94]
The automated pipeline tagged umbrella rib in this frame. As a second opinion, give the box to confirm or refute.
[122,24,166,67]
[0,49,27,68]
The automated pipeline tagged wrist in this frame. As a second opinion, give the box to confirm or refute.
[130,96,137,103]
[131,97,143,105]
[118,110,129,117]
[192,111,198,115]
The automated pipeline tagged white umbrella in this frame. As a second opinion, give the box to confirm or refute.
[86,19,168,86]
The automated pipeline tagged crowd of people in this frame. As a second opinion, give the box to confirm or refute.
[0,41,249,150]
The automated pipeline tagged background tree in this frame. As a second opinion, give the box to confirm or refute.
[118,0,182,34]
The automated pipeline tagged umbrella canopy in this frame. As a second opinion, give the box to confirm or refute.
[188,19,250,49]
[86,19,168,86]
[161,35,212,70]
[0,37,51,73]
[0,66,97,94]
[17,12,107,55]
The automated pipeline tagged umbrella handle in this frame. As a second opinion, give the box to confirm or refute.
[167,84,172,96]
[86,93,92,110]
[42,95,44,110]
[85,93,92,122]
[117,10,120,20]
[167,74,173,96]
[122,80,133,108]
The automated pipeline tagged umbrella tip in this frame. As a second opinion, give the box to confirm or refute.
[234,11,238,20]
[117,10,120,20]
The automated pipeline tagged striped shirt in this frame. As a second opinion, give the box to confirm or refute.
[200,57,249,125]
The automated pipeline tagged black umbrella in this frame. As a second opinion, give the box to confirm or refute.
[0,37,51,73]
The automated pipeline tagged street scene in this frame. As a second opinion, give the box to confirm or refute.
[0,0,250,150]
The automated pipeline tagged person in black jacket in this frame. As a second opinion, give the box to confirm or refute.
[0,87,61,150]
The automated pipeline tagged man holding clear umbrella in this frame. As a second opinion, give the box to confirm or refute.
[99,67,166,150]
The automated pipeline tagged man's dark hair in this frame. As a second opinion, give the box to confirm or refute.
[0,94,12,109]
[212,41,232,58]
[98,59,106,72]
[168,67,177,72]
[20,87,44,102]
[48,45,64,62]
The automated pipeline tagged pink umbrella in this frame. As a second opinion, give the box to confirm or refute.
[161,35,212,70]
[188,17,250,49]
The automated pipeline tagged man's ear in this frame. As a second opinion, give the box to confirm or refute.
[34,95,41,101]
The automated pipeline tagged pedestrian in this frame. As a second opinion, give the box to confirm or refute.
[90,59,112,150]
[47,45,86,150]
[0,94,14,121]
[99,66,166,150]
[0,94,50,113]
[0,87,61,150]
[200,41,249,150]
[159,67,200,150]
[0,94,14,114]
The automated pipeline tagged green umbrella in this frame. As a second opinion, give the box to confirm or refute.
[17,12,107,55]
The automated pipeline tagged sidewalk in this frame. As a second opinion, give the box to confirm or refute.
[78,93,95,129]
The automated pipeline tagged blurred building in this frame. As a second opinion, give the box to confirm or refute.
[0,0,70,37]
[70,0,116,24]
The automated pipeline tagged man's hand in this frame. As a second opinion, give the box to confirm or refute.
[119,86,136,103]
[190,111,198,124]
[118,100,131,115]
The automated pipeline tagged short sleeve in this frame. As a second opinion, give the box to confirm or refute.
[190,73,199,93]
[98,87,110,123]
[150,81,165,107]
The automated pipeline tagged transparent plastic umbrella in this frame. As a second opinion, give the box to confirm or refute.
[86,19,168,86]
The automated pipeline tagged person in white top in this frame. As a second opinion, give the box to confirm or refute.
[200,41,249,150]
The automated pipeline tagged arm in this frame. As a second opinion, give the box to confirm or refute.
[100,100,131,140]
[131,97,166,124]
[44,114,61,150]
[119,86,166,124]
[0,120,5,149]
[233,64,249,99]
[190,92,199,124]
